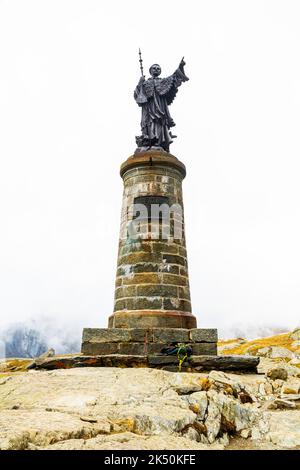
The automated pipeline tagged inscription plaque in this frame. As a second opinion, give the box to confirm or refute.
[133,196,169,221]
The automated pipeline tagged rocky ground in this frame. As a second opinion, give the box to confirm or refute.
[0,328,299,451]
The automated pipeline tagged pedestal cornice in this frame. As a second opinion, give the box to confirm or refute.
[120,150,186,179]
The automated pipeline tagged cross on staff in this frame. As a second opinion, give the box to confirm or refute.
[138,48,144,76]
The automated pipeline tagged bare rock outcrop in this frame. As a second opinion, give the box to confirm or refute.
[1,326,300,451]
[1,366,299,450]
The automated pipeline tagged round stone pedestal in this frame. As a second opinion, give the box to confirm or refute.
[109,150,197,330]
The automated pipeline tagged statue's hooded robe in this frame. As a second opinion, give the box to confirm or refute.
[134,67,189,151]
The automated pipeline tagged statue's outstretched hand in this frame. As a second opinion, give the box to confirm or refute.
[138,75,145,86]
[179,57,186,71]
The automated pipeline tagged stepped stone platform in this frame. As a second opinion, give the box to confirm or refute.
[81,327,218,356]
[25,328,260,372]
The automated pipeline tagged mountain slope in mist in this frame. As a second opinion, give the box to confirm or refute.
[0,320,81,358]
[0,317,296,359]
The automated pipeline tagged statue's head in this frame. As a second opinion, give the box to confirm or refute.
[149,64,161,77]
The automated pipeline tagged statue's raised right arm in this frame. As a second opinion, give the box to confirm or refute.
[156,58,189,105]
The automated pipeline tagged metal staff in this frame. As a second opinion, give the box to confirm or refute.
[138,48,144,76]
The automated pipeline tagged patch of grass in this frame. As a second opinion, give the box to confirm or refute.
[218,333,293,355]
[218,338,242,346]
[1,359,32,372]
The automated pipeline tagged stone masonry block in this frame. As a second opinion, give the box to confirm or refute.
[83,328,154,344]
[83,341,171,356]
[129,329,154,342]
[81,342,119,355]
[82,328,131,343]
[189,329,218,343]
[152,328,189,343]
[114,299,126,311]
[134,297,162,310]
[163,298,191,312]
[151,242,178,255]
[191,343,217,355]
[118,342,167,355]
[162,254,186,266]
[137,284,178,297]
[162,274,187,286]
[117,343,145,355]
[178,286,190,299]
[122,273,160,285]
[131,263,160,273]
[121,286,137,297]
[120,242,152,255]
[179,267,188,277]
[160,265,180,275]
[178,246,187,257]
[120,252,162,265]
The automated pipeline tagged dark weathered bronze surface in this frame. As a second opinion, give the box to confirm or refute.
[134,58,189,152]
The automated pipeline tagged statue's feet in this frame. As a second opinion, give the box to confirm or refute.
[135,134,153,147]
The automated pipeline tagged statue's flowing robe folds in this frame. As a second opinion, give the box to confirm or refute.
[134,67,189,151]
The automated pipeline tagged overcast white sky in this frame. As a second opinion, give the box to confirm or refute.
[0,0,299,338]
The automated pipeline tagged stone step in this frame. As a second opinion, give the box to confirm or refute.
[30,353,259,372]
[29,355,147,370]
[190,355,259,371]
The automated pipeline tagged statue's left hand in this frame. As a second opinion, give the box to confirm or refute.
[138,75,145,86]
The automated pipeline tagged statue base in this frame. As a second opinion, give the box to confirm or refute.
[81,327,218,356]
[134,145,166,154]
